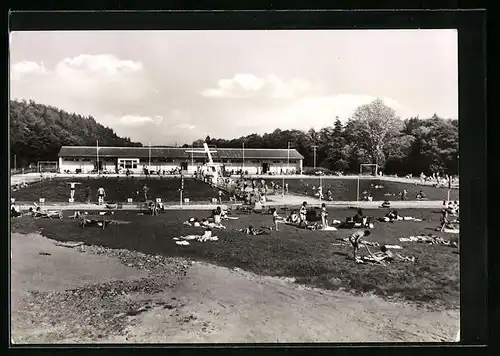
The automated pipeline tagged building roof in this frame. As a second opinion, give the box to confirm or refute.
[58,146,304,160]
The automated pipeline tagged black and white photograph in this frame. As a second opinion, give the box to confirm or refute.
[9,28,461,343]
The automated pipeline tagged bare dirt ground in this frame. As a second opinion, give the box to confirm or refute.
[11,232,459,344]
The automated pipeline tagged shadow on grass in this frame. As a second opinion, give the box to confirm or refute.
[11,207,459,310]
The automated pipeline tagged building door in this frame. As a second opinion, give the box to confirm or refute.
[181,162,188,171]
[262,162,269,173]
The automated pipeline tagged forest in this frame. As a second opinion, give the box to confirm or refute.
[191,99,459,175]
[10,99,458,175]
[10,99,142,168]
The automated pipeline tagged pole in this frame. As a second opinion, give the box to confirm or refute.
[242,141,245,174]
[287,141,290,174]
[148,142,151,171]
[319,172,322,202]
[357,165,361,204]
[14,154,16,171]
[282,141,289,198]
[180,174,184,206]
[96,140,99,175]
[312,145,318,170]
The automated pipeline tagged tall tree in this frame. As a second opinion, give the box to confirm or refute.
[325,119,349,171]
[349,98,404,168]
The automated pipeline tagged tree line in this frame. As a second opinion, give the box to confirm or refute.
[10,99,142,168]
[10,98,458,175]
[191,99,459,175]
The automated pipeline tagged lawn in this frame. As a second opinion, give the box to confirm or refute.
[11,177,220,203]
[267,177,459,201]
[11,207,459,309]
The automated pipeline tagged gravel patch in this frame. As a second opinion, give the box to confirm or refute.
[74,244,193,277]
[15,245,193,343]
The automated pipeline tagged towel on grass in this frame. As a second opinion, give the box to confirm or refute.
[384,245,403,249]
[318,226,337,231]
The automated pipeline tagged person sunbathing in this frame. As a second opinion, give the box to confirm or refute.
[148,201,159,216]
[11,203,22,218]
[353,208,364,223]
[381,200,391,208]
[213,207,222,225]
[416,190,426,200]
[386,209,400,221]
[286,210,300,224]
[240,225,264,235]
[29,205,62,219]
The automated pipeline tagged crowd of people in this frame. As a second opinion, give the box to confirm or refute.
[419,172,458,188]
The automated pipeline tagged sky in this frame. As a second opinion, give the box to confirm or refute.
[9,30,458,146]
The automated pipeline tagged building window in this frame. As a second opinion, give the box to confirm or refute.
[118,158,139,169]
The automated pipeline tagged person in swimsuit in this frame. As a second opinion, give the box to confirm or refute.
[97,186,106,205]
[69,182,81,200]
[320,203,328,228]
[299,202,308,226]
[349,230,371,260]
[271,208,283,231]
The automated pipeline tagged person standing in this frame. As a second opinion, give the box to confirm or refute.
[69,182,77,200]
[143,184,149,201]
[97,186,106,205]
[320,203,328,228]
[299,201,308,227]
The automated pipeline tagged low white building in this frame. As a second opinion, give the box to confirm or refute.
[57,146,304,175]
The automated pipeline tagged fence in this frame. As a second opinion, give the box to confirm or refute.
[10,168,38,175]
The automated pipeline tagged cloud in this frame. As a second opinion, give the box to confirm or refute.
[54,54,143,80]
[10,61,47,81]
[201,73,313,99]
[120,115,154,126]
[10,54,150,115]
[230,93,416,133]
[175,123,196,130]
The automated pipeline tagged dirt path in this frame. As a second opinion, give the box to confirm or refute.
[11,232,459,344]
[109,262,459,343]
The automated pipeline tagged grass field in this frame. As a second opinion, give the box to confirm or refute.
[11,177,220,203]
[11,207,459,309]
[12,176,459,204]
[268,177,459,201]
